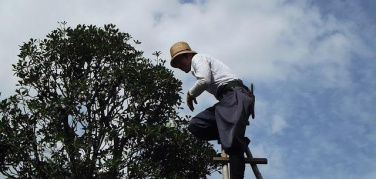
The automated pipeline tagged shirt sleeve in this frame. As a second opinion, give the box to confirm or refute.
[189,56,212,98]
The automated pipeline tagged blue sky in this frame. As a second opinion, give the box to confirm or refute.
[0,0,375,178]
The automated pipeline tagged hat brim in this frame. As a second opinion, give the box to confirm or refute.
[170,50,196,68]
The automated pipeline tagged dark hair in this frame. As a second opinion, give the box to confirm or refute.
[180,53,189,58]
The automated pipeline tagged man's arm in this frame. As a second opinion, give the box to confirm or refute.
[188,56,211,98]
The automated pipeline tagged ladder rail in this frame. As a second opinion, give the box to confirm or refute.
[221,147,229,179]
[245,146,263,179]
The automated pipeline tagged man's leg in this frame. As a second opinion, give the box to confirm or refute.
[189,106,245,178]
[227,136,246,179]
[228,149,245,179]
[188,106,219,141]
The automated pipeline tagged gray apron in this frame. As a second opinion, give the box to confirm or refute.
[188,87,253,152]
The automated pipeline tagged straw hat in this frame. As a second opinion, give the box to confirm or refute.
[170,41,196,68]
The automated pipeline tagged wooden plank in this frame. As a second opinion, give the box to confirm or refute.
[213,157,268,164]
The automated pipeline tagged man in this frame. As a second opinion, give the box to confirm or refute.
[170,41,254,179]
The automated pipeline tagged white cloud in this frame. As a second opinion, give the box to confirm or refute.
[271,115,288,134]
[1,0,375,179]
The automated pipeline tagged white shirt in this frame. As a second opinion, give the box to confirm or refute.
[189,54,240,98]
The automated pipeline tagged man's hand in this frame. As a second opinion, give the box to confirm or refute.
[186,92,197,111]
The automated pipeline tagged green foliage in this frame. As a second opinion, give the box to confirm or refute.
[0,22,218,179]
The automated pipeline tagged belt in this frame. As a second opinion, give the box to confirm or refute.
[215,80,248,100]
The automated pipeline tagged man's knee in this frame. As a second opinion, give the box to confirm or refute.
[187,122,198,135]
[188,121,203,139]
[188,119,219,141]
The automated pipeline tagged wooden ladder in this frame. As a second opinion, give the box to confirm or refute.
[213,138,267,179]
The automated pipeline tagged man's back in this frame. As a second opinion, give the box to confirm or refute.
[190,54,240,97]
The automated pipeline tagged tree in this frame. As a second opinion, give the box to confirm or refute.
[0,22,218,179]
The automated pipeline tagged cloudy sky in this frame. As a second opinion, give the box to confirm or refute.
[1,0,375,178]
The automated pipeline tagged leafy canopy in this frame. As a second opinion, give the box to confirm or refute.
[0,22,218,179]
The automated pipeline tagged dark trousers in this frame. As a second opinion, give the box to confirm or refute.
[188,87,253,179]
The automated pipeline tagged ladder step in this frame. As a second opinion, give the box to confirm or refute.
[213,157,268,164]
